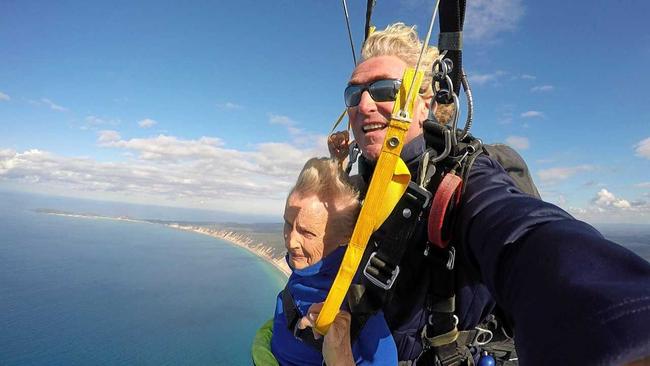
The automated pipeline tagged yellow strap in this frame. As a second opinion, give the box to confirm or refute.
[315,68,424,334]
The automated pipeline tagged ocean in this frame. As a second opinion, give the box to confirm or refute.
[1,191,648,365]
[0,192,286,365]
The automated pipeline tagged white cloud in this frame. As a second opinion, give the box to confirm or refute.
[568,189,650,224]
[634,137,650,159]
[0,130,329,215]
[636,182,650,188]
[530,85,554,93]
[505,135,530,150]
[520,110,543,118]
[521,74,536,80]
[537,165,593,184]
[469,71,506,86]
[41,98,68,112]
[217,101,243,110]
[0,91,10,101]
[267,114,324,147]
[80,115,119,130]
[269,114,297,127]
[138,118,158,128]
[593,189,631,209]
[99,134,226,161]
[86,116,105,125]
[465,0,524,42]
[97,130,121,143]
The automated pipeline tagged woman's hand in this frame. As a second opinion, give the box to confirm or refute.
[328,131,351,167]
[297,302,355,366]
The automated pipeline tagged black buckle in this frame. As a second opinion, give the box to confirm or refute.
[363,252,400,290]
[404,181,433,209]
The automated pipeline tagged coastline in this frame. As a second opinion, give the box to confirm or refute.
[168,223,291,277]
[43,212,291,278]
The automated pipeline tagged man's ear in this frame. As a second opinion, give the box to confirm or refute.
[418,97,435,127]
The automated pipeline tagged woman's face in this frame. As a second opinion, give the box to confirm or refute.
[283,193,340,270]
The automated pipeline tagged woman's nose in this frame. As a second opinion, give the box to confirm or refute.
[285,230,300,249]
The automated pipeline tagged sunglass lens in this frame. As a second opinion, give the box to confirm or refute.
[344,85,363,107]
[369,79,400,102]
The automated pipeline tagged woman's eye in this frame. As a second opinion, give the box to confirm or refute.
[304,231,316,238]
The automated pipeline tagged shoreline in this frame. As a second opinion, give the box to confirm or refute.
[43,212,291,278]
[168,223,291,277]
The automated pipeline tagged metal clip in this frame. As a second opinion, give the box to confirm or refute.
[446,246,456,270]
[363,252,400,290]
[472,327,494,346]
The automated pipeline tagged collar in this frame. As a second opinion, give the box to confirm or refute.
[358,134,426,182]
[286,245,347,277]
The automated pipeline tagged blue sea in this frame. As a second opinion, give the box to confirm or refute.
[0,192,286,365]
[1,191,648,365]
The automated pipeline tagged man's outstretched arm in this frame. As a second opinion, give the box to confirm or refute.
[456,155,650,365]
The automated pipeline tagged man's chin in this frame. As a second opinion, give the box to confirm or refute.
[361,148,381,162]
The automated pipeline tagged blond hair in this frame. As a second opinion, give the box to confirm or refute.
[361,23,439,98]
[289,157,360,239]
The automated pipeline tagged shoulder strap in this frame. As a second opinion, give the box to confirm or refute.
[280,286,323,351]
[347,181,433,340]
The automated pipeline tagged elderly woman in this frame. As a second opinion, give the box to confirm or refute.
[252,157,397,366]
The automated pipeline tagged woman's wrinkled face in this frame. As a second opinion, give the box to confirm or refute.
[283,193,340,270]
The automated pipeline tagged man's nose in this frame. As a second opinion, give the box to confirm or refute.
[357,90,377,115]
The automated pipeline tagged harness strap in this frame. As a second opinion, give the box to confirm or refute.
[346,181,433,340]
[417,341,473,366]
[423,327,460,347]
[364,0,375,41]
[438,0,466,98]
[281,286,323,351]
[438,31,463,51]
[315,68,423,335]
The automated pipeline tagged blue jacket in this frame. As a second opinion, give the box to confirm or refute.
[359,136,650,365]
[271,246,398,365]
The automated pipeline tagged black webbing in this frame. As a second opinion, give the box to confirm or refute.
[348,182,431,339]
[364,0,375,42]
[438,0,466,97]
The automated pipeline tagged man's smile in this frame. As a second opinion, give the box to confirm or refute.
[362,123,387,133]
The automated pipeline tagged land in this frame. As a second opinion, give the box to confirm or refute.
[35,209,291,277]
[34,209,650,274]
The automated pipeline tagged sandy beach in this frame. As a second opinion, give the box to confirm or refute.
[168,223,291,277]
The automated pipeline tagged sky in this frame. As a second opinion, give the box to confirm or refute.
[1,0,649,224]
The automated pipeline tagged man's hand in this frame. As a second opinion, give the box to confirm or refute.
[297,302,355,366]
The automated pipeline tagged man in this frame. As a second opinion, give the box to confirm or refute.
[325,23,650,365]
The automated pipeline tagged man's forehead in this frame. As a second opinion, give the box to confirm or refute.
[348,70,400,85]
[348,55,407,84]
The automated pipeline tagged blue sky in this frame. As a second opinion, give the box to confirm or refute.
[1,0,649,224]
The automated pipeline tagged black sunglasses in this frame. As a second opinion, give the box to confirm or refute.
[344,79,402,107]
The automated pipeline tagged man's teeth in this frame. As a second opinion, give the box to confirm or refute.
[363,123,385,132]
